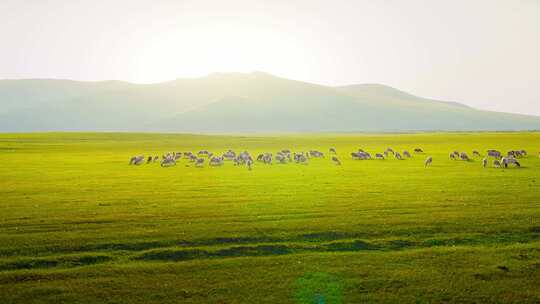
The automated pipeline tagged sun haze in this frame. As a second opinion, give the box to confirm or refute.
[1,0,540,115]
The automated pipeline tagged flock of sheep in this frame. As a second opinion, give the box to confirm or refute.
[128,147,433,169]
[450,149,527,168]
[129,147,537,170]
[129,149,333,170]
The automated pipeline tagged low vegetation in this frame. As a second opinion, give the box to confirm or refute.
[0,132,539,303]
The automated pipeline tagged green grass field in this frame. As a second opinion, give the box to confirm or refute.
[0,132,539,303]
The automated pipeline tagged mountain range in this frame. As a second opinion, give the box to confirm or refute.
[1,72,539,132]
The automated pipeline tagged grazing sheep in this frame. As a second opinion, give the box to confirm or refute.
[403,151,411,158]
[352,151,370,160]
[395,152,403,160]
[223,150,236,160]
[482,158,488,168]
[294,153,308,164]
[262,153,272,164]
[198,150,209,156]
[130,155,145,165]
[276,154,288,164]
[309,150,324,158]
[153,156,159,162]
[375,153,385,160]
[425,156,433,167]
[195,158,205,167]
[414,148,424,153]
[329,147,336,154]
[331,156,341,165]
[460,152,470,161]
[209,156,224,166]
[160,157,176,167]
[239,151,252,162]
[257,153,272,164]
[501,157,521,168]
[450,153,456,160]
[473,150,481,157]
[487,150,501,158]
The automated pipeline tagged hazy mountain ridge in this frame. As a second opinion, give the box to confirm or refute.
[1,73,540,132]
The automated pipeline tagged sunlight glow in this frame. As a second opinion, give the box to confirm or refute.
[132,25,310,83]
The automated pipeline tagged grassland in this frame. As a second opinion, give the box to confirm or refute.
[0,132,539,303]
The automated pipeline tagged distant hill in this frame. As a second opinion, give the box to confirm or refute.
[1,72,540,132]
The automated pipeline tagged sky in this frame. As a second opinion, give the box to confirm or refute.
[1,0,539,115]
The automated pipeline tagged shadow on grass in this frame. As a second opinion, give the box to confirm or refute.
[0,255,112,271]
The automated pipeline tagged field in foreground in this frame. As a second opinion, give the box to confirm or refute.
[0,132,539,303]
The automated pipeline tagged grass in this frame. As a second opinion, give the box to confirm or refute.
[0,132,539,303]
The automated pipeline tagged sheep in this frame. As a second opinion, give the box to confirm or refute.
[414,148,424,153]
[487,150,501,158]
[160,157,176,167]
[424,156,433,167]
[331,156,341,165]
[403,151,411,158]
[501,157,521,168]
[309,150,324,158]
[460,152,470,161]
[262,153,272,164]
[275,153,287,164]
[195,158,205,167]
[223,150,236,160]
[130,156,145,165]
[294,153,308,164]
[352,151,370,160]
[209,156,224,166]
[375,153,385,160]
[473,150,481,157]
[329,147,336,154]
[395,152,403,160]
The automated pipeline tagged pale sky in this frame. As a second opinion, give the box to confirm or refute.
[1,0,539,115]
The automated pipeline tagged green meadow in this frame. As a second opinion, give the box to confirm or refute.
[0,132,539,303]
